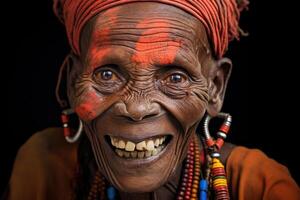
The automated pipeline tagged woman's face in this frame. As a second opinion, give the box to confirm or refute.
[68,2,226,192]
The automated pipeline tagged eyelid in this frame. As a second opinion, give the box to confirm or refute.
[157,65,192,77]
[162,69,190,82]
[93,64,125,81]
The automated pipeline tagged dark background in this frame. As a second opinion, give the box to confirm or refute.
[2,0,300,195]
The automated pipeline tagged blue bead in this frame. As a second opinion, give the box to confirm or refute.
[200,191,207,200]
[107,186,117,200]
[200,179,208,191]
[199,179,208,200]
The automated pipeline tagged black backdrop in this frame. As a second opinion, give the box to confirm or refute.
[2,0,300,195]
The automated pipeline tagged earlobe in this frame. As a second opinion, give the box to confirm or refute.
[206,58,232,116]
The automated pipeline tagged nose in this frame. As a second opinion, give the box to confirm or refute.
[113,100,162,121]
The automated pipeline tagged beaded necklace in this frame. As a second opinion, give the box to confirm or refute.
[87,113,231,200]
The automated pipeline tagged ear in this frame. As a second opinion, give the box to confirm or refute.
[67,53,84,108]
[206,58,232,117]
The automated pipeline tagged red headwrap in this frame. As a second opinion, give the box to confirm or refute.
[53,0,248,58]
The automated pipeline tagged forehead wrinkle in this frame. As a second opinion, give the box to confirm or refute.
[92,17,198,48]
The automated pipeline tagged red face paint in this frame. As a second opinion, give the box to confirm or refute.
[75,90,103,121]
[131,19,181,65]
[87,8,120,68]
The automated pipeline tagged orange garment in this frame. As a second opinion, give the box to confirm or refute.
[4,128,300,200]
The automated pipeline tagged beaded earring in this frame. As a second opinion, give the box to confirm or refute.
[202,112,232,200]
[61,108,83,143]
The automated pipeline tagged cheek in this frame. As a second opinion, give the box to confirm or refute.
[157,95,207,132]
[177,99,207,128]
[74,90,103,121]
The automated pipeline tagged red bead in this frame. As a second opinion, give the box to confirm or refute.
[61,114,69,123]
[206,138,215,147]
[188,160,194,164]
[185,191,191,197]
[216,139,224,149]
[63,127,71,137]
[220,124,230,133]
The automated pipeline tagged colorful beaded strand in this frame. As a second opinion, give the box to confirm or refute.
[87,171,106,200]
[177,136,204,200]
[211,158,229,200]
[191,135,201,200]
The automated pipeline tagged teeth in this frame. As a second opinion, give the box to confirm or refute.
[136,141,146,151]
[110,137,115,146]
[118,140,126,149]
[152,148,158,156]
[110,135,168,158]
[154,138,160,147]
[125,141,135,151]
[124,151,130,158]
[159,137,164,145]
[157,146,162,152]
[115,147,165,159]
[138,151,145,158]
[116,149,123,157]
[130,151,137,158]
[145,151,152,157]
[146,140,155,151]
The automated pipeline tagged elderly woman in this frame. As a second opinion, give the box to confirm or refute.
[5,0,300,200]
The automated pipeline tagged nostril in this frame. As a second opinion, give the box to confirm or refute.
[143,113,159,120]
[143,114,157,119]
[113,101,162,122]
[124,113,160,122]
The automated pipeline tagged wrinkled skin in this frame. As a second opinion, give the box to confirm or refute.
[67,2,231,199]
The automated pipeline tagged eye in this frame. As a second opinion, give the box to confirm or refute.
[94,69,119,82]
[101,70,113,80]
[167,73,187,84]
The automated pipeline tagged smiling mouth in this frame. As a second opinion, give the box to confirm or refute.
[105,135,171,159]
